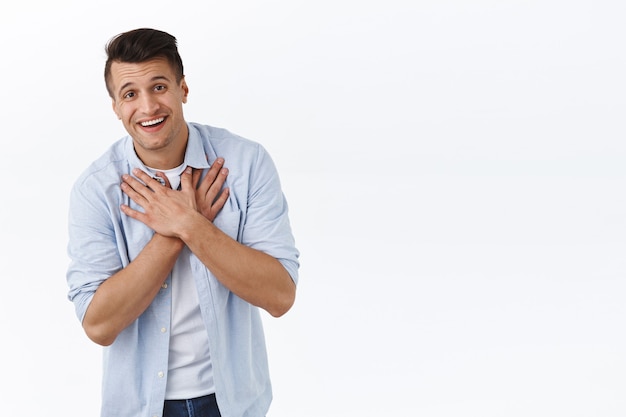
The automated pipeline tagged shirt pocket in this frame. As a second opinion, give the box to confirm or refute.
[212,210,242,241]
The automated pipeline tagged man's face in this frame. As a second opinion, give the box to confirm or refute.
[109,57,189,168]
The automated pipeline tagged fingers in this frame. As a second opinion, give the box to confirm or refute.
[121,168,172,209]
[180,166,193,191]
[190,157,230,222]
[121,174,150,205]
[125,169,166,193]
[120,203,147,223]
[197,157,225,195]
[205,167,228,202]
[211,187,230,215]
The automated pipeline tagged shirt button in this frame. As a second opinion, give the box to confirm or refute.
[161,327,167,333]
[162,283,168,289]
[158,371,164,378]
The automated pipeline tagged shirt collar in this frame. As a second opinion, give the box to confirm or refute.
[183,123,211,170]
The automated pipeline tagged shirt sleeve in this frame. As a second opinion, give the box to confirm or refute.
[66,177,126,322]
[242,144,300,285]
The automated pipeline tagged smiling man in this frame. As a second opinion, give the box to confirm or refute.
[66,28,299,417]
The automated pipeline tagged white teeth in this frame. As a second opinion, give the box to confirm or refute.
[141,117,164,127]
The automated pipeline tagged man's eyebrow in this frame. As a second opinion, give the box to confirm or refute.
[117,75,172,96]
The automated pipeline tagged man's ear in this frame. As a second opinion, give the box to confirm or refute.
[181,77,189,103]
[111,99,121,119]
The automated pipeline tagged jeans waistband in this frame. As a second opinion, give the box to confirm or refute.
[163,393,221,417]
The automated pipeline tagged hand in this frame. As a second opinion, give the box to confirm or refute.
[121,167,199,238]
[192,157,230,222]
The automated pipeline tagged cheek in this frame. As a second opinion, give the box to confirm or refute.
[117,105,133,122]
[113,103,123,119]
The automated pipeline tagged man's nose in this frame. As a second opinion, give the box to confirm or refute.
[138,94,159,114]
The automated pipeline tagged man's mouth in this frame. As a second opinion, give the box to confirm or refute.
[140,117,165,127]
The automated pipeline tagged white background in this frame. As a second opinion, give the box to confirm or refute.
[1,1,625,416]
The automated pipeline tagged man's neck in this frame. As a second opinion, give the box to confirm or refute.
[135,127,189,170]
[138,148,186,170]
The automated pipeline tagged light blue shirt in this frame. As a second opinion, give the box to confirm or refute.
[66,123,299,417]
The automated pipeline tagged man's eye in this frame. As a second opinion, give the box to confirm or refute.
[123,91,135,99]
[155,85,166,92]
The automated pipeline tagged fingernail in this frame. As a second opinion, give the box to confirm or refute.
[185,167,192,174]
[216,157,224,164]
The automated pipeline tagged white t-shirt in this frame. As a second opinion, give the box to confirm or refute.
[145,164,215,399]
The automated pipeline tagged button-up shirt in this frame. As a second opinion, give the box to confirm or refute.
[66,123,300,417]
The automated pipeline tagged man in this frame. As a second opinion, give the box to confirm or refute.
[66,28,299,417]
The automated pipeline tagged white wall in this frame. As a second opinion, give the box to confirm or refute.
[1,1,625,415]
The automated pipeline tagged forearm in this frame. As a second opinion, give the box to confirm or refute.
[82,233,184,345]
[118,166,295,316]
[181,212,295,317]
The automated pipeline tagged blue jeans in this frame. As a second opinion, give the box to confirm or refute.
[163,394,221,417]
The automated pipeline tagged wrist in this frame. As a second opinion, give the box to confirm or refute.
[153,233,185,251]
[178,210,212,243]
